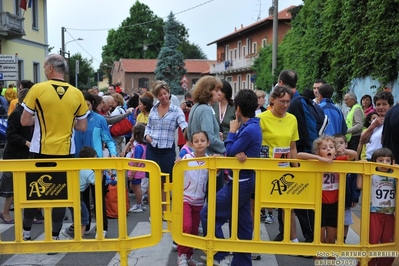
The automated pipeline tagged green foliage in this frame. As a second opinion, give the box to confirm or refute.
[68,53,95,90]
[101,1,164,61]
[254,0,399,101]
[179,42,207,59]
[101,1,205,64]
[155,12,187,95]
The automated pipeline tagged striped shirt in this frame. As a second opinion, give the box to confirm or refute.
[145,102,187,149]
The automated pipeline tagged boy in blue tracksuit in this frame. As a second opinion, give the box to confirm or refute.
[200,89,262,266]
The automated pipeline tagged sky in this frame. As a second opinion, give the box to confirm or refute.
[47,0,303,69]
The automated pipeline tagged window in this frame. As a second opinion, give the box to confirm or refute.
[18,60,24,81]
[234,48,237,60]
[229,50,233,62]
[262,38,267,48]
[237,75,241,91]
[233,82,237,95]
[246,38,252,55]
[247,74,252,89]
[242,81,246,89]
[32,0,38,29]
[14,0,20,16]
[192,78,199,86]
[237,41,242,58]
[242,46,246,58]
[226,76,233,82]
[139,78,149,88]
[220,52,225,62]
[33,62,40,83]
[252,42,257,54]
[225,45,229,60]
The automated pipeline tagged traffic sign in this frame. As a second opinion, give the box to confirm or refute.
[180,75,188,83]
[0,55,16,63]
[182,83,188,89]
[0,72,18,81]
[0,64,18,72]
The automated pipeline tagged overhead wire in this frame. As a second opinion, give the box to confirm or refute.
[63,0,214,65]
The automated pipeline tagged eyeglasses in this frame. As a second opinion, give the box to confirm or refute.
[277,100,290,105]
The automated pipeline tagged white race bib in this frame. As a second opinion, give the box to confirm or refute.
[273,147,290,167]
[322,173,339,191]
[371,177,396,208]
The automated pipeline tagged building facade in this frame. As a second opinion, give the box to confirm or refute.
[208,5,294,96]
[0,0,48,86]
[111,59,216,95]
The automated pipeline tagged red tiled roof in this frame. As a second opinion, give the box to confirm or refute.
[207,5,295,45]
[117,59,216,74]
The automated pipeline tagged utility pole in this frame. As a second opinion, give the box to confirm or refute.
[272,0,278,88]
[61,27,66,57]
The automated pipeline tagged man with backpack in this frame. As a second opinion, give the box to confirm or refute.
[273,70,327,246]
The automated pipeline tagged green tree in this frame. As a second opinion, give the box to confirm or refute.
[254,0,399,98]
[102,1,164,61]
[253,45,283,92]
[179,42,207,59]
[155,12,187,95]
[101,1,205,64]
[68,53,95,90]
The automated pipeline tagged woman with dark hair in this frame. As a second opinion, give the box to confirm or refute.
[257,85,299,238]
[359,91,394,161]
[124,93,140,144]
[212,80,235,141]
[136,94,154,125]
[360,94,376,116]
[0,88,33,224]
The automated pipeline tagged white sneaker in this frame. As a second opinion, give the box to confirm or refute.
[187,257,205,266]
[198,224,203,235]
[129,204,144,213]
[178,254,188,266]
[172,241,178,251]
[95,230,107,238]
[265,213,274,224]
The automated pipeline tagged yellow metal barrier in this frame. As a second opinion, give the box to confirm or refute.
[0,158,163,266]
[171,157,399,266]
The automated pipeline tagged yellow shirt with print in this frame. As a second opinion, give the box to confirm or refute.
[22,80,88,155]
[257,110,299,159]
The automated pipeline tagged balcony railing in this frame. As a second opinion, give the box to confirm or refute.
[210,56,258,74]
[0,12,25,39]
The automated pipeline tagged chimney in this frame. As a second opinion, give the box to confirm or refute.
[241,24,243,29]
[269,6,274,16]
[235,27,237,31]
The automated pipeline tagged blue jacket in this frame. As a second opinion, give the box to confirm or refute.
[319,98,347,136]
[74,111,117,157]
[288,91,322,153]
[345,173,361,208]
[225,117,262,179]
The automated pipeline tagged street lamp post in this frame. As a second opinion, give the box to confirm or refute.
[65,37,84,52]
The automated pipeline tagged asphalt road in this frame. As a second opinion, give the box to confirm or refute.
[0,192,381,266]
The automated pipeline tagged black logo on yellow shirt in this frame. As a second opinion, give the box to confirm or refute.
[26,172,68,200]
[51,84,69,100]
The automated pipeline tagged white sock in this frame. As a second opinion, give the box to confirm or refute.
[23,230,31,239]
[291,238,299,242]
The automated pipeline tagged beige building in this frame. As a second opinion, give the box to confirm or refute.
[0,0,48,86]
